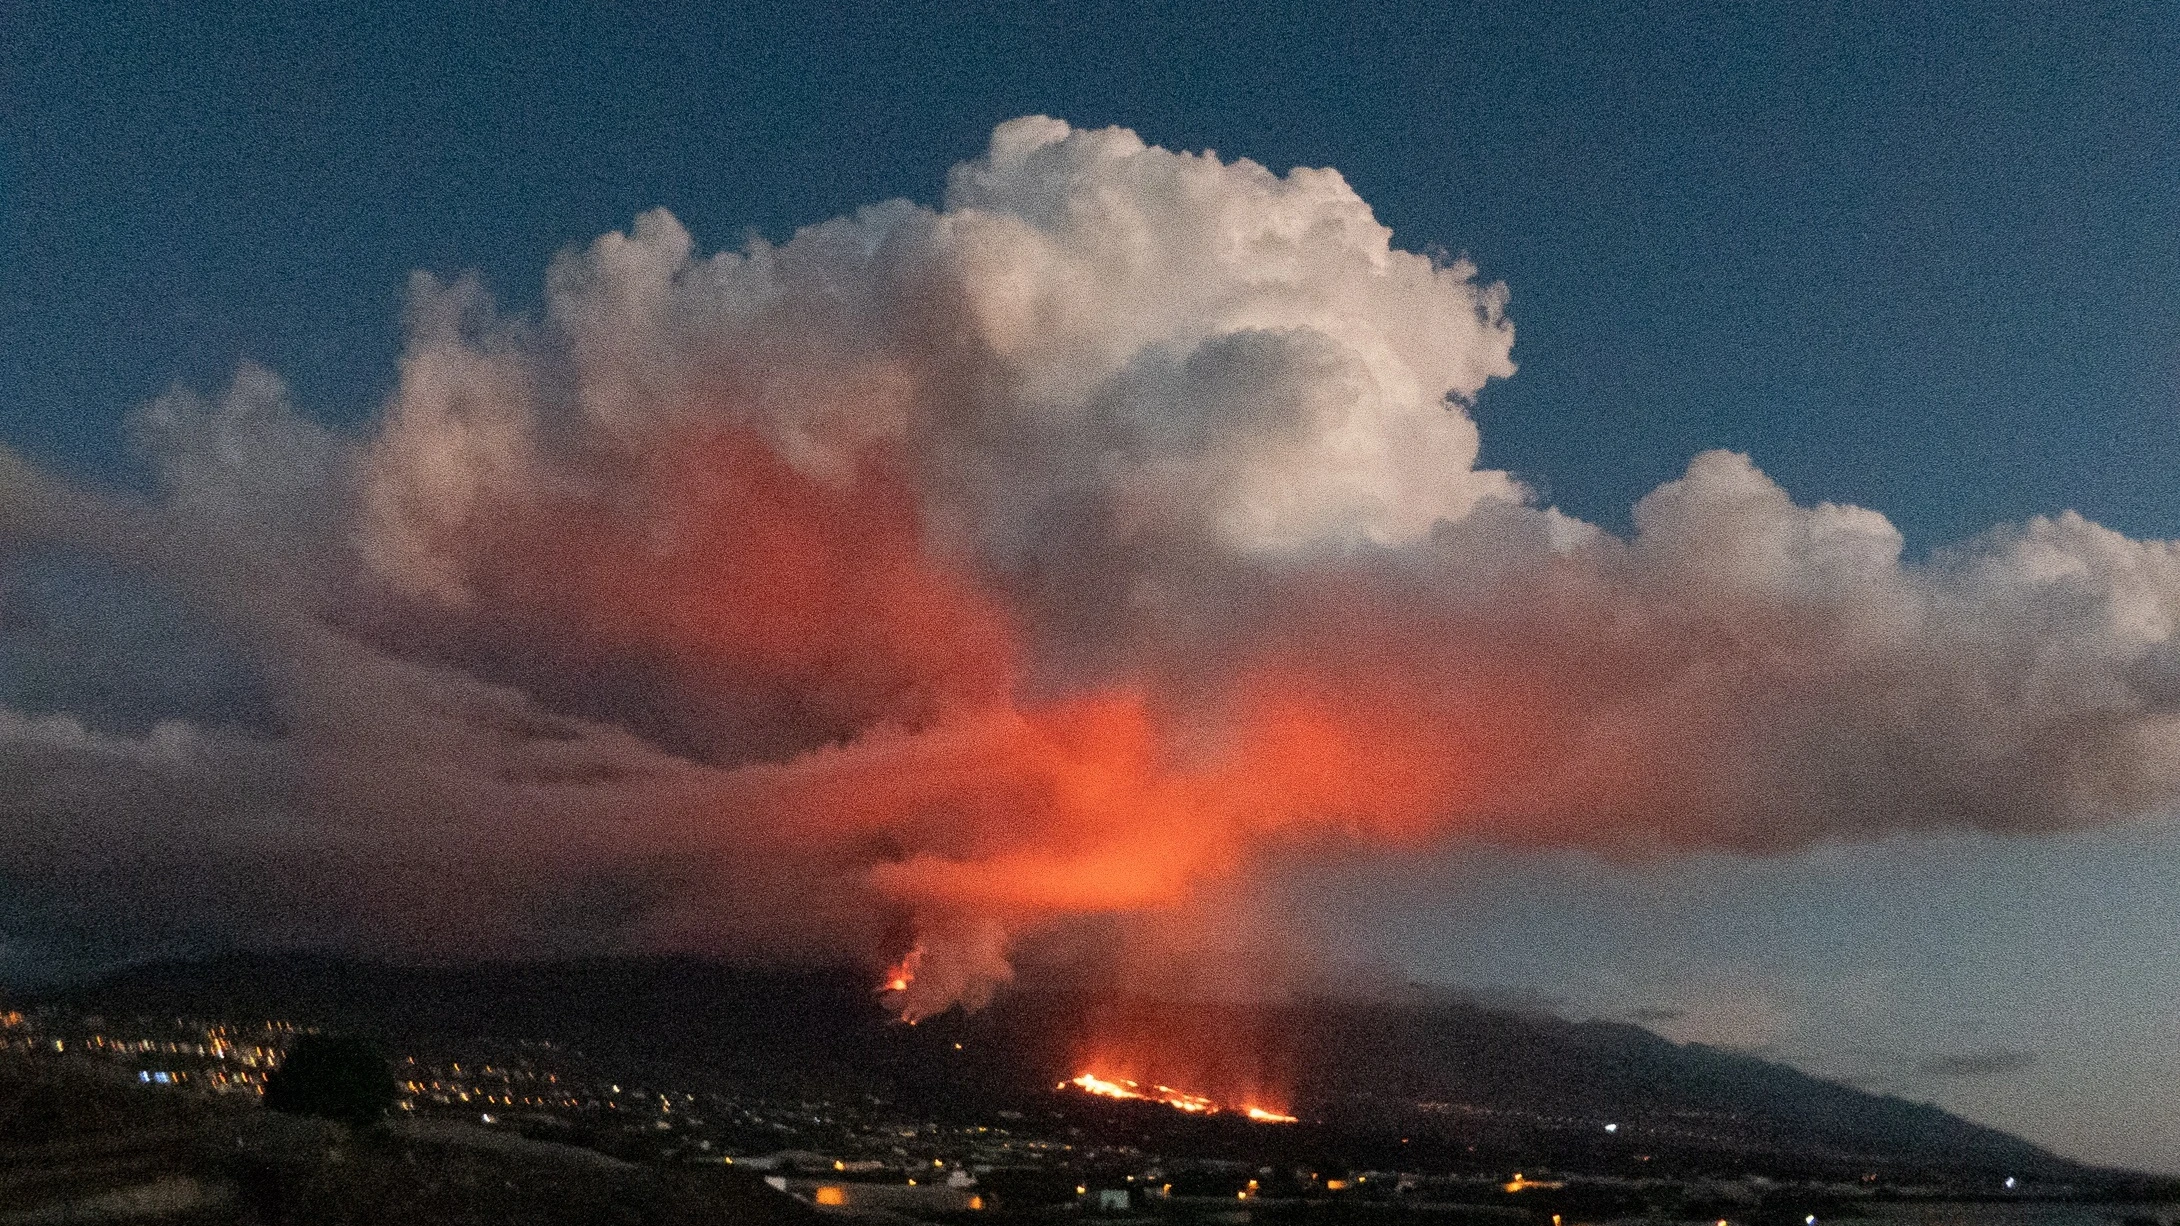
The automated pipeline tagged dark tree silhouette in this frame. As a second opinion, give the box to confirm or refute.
[262,1033,396,1128]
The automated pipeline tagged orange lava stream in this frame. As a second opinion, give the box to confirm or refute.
[1059,1072,1292,1122]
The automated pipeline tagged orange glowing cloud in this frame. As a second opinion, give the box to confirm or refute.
[15,118,2180,1026]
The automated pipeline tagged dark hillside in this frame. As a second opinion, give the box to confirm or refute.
[0,1051,826,1225]
[24,955,2086,1182]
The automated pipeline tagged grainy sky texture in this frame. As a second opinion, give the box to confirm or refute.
[4,0,2179,1173]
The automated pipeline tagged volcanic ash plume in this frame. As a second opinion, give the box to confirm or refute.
[6,118,2180,1015]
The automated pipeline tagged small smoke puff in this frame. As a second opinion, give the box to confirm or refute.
[1915,1047,2041,1078]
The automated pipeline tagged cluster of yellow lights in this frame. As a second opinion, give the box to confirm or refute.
[1059,1072,1298,1124]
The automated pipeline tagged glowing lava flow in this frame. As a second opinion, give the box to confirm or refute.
[1062,1073,1213,1113]
[1059,1073,1293,1122]
[1064,1073,1144,1101]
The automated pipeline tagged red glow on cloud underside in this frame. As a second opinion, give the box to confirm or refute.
[450,428,1022,730]
[426,423,1588,1017]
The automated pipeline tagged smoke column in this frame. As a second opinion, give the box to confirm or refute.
[7,119,2180,1018]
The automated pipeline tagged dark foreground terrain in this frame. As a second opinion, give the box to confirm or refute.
[23,954,2107,1181]
[6,955,2178,1225]
[6,1045,2177,1226]
[0,1053,823,1225]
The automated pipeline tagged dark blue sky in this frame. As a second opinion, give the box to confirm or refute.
[8,1,2178,543]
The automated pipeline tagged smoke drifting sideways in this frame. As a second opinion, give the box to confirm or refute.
[6,117,2180,1018]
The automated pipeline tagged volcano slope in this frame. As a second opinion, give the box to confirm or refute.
[25,954,2112,1185]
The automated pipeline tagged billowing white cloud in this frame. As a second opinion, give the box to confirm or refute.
[361,117,1518,605]
[3,118,2179,1018]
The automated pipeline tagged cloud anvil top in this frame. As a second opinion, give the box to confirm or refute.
[7,119,2180,1033]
